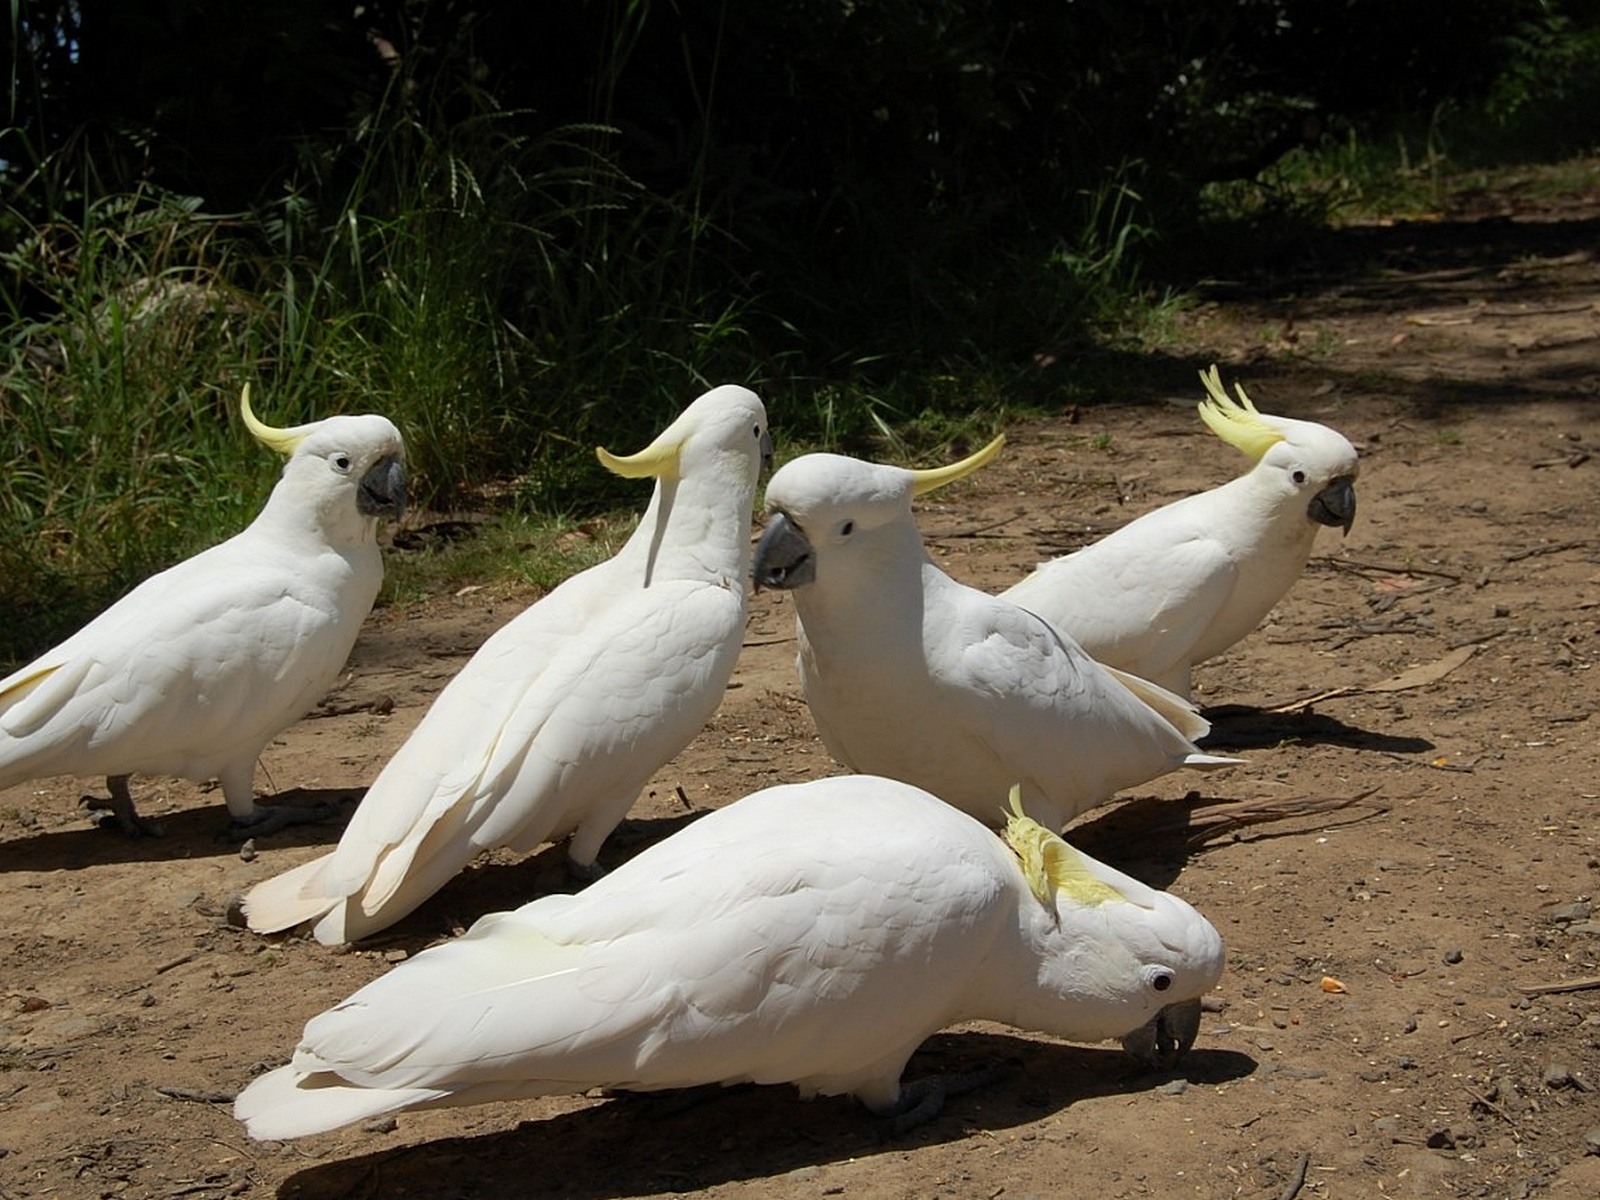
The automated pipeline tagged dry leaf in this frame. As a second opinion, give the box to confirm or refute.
[1365,645,1478,693]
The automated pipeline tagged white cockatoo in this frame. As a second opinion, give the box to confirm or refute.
[751,439,1240,834]
[242,385,772,945]
[234,774,1225,1141]
[1002,366,1359,699]
[0,388,406,835]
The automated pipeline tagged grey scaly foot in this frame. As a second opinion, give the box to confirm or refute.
[226,801,339,840]
[82,775,163,837]
[881,1064,1010,1138]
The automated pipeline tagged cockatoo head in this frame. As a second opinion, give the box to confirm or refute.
[1001,790,1224,1069]
[1198,366,1359,535]
[595,384,772,490]
[241,386,408,526]
[752,435,1004,590]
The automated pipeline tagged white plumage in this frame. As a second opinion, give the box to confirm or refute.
[0,389,406,834]
[242,385,771,944]
[234,774,1225,1141]
[1003,367,1359,699]
[752,441,1240,834]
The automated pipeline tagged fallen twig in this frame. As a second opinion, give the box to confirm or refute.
[154,952,196,975]
[156,1084,237,1104]
[1503,539,1591,563]
[1184,788,1387,846]
[1464,1085,1521,1130]
[1519,974,1600,996]
[1278,1151,1310,1200]
[1327,558,1463,583]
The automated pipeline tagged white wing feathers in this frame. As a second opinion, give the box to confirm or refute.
[243,384,770,943]
[243,575,743,942]
[234,777,1228,1142]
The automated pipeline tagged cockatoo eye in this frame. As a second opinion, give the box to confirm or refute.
[1150,969,1173,992]
[838,520,855,538]
[331,453,353,473]
[1291,469,1307,485]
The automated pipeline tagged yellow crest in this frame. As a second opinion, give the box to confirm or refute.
[909,433,1005,496]
[239,385,311,456]
[1196,365,1284,463]
[1002,786,1127,909]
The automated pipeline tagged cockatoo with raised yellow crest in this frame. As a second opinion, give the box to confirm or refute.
[234,774,1224,1141]
[0,387,406,835]
[242,385,771,945]
[752,438,1241,834]
[1003,366,1359,699]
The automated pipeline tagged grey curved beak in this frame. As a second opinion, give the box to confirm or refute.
[1119,998,1203,1070]
[1307,475,1356,534]
[752,512,815,591]
[358,454,408,520]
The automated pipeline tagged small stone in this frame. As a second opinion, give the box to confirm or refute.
[786,1167,822,1182]
[1584,1128,1600,1156]
[361,1116,398,1134]
[1374,1116,1400,1137]
[1159,1079,1189,1096]
[1546,901,1593,924]
[1426,1128,1456,1150]
[140,991,157,1008]
[1402,1016,1418,1033]
[1443,948,1464,964]
[1543,1063,1573,1089]
[238,839,257,863]
[383,949,409,964]
[1492,603,1510,618]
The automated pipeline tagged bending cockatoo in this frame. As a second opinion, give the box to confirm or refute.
[242,385,771,945]
[752,439,1240,834]
[1003,366,1359,699]
[0,388,405,836]
[234,774,1225,1140]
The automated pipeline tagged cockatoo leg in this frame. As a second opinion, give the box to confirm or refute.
[564,852,608,885]
[225,802,339,840]
[82,775,163,837]
[220,765,339,838]
[879,1064,1010,1137]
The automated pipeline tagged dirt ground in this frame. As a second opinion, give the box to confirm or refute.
[4,189,1600,1200]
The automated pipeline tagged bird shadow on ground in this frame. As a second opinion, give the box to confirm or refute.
[0,786,366,874]
[1067,786,1390,891]
[271,1032,1257,1199]
[1198,704,1434,754]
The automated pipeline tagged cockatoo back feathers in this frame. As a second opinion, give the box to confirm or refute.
[235,776,1226,1140]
